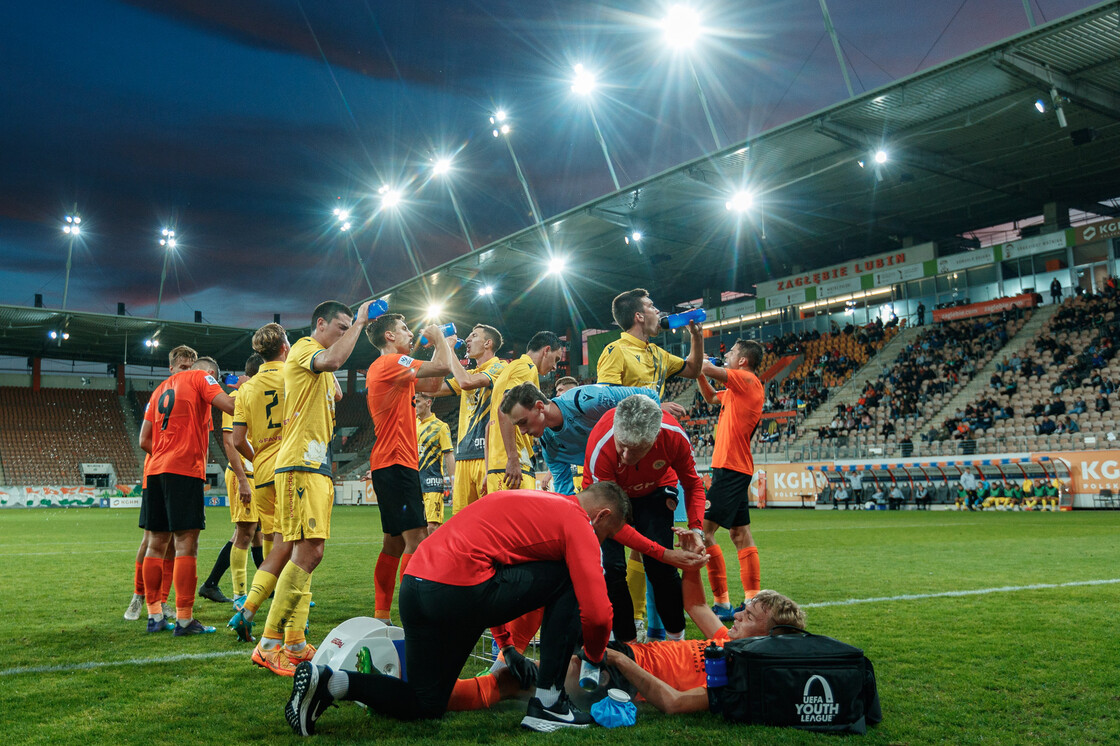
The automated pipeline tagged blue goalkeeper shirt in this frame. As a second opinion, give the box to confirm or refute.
[541,385,660,494]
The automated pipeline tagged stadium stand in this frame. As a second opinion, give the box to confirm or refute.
[0,387,141,485]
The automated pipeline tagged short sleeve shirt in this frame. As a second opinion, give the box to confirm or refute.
[486,355,539,473]
[596,332,685,398]
[711,369,764,475]
[366,353,424,470]
[144,369,224,480]
[445,356,505,461]
[417,413,453,492]
[222,389,254,475]
[275,336,336,476]
[232,361,285,487]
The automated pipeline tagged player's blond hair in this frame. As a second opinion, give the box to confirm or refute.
[168,345,197,370]
[193,356,220,375]
[751,590,806,631]
[252,323,288,360]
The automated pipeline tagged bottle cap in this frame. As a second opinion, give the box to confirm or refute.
[607,689,630,703]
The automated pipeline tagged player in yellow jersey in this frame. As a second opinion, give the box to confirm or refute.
[486,331,563,492]
[227,323,292,644]
[415,392,454,531]
[596,288,704,408]
[198,353,265,607]
[596,289,704,641]
[435,324,505,513]
[250,300,372,676]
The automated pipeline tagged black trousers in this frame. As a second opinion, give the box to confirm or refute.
[346,562,581,720]
[601,487,684,640]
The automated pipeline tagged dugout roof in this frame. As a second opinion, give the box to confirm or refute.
[4,2,1120,372]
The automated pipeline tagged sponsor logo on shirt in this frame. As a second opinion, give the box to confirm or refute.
[398,356,415,367]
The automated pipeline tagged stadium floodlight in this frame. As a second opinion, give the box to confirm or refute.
[489,109,547,244]
[144,338,160,348]
[571,63,596,96]
[1034,98,1046,113]
[571,62,621,190]
[661,5,702,49]
[874,150,888,164]
[547,255,567,275]
[61,213,83,310]
[155,226,178,319]
[426,303,444,319]
[432,157,452,176]
[379,186,402,209]
[478,284,494,297]
[725,190,753,213]
[624,230,642,245]
[49,330,69,341]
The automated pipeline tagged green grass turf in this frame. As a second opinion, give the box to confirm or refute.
[3,506,1119,745]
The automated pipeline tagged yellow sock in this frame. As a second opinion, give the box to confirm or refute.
[626,558,646,619]
[230,546,249,598]
[245,569,278,615]
[262,539,273,560]
[284,571,313,647]
[263,562,310,644]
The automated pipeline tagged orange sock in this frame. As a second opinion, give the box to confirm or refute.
[134,561,145,595]
[507,608,544,652]
[448,674,501,711]
[373,552,400,619]
[173,556,197,621]
[738,546,760,599]
[142,556,164,613]
[398,552,413,584]
[706,545,730,605]
[160,558,175,603]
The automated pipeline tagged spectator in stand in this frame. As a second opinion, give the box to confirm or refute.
[1095,393,1111,413]
[1050,278,1062,304]
[1064,416,1080,434]
[916,302,926,326]
[1071,397,1087,414]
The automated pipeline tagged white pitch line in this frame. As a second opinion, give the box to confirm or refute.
[801,578,1120,608]
[0,650,245,677]
[7,578,1119,677]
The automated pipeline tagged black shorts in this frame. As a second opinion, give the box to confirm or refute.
[370,464,426,536]
[704,467,753,528]
[144,473,206,532]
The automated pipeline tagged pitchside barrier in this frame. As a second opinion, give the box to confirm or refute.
[7,452,1120,509]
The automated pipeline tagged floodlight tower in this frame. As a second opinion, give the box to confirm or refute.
[61,213,82,310]
[432,156,475,252]
[571,64,620,191]
[661,5,721,151]
[155,227,177,319]
[334,207,376,297]
[490,110,545,230]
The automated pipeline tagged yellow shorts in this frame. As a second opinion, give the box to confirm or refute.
[422,492,445,525]
[485,470,536,494]
[226,468,259,523]
[452,459,487,514]
[254,482,277,536]
[276,471,333,541]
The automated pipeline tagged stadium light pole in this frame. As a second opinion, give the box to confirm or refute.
[818,0,855,99]
[661,6,721,151]
[60,213,82,310]
[571,64,621,191]
[155,227,177,319]
[490,110,545,230]
[432,157,475,252]
[334,207,376,297]
[379,186,425,279]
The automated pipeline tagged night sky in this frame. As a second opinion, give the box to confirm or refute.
[0,0,1099,329]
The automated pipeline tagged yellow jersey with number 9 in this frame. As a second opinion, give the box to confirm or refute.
[232,360,285,486]
[275,336,336,477]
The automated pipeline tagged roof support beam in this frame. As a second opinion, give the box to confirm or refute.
[991,51,1120,120]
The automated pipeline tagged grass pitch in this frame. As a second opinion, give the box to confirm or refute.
[3,506,1119,745]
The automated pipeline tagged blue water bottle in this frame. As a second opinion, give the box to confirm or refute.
[368,299,389,320]
[660,307,707,330]
[704,643,728,714]
[419,322,456,346]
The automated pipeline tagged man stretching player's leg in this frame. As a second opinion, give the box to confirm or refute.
[284,484,629,734]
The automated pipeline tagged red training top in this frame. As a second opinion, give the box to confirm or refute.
[404,489,613,662]
[144,369,224,480]
[366,353,424,470]
[711,368,763,475]
[582,408,705,530]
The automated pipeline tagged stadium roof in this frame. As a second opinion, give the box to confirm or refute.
[4,2,1120,373]
[366,1,1120,345]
